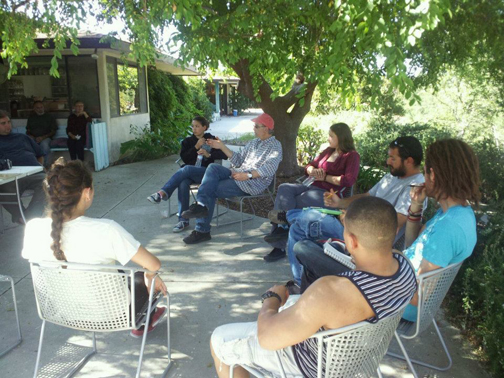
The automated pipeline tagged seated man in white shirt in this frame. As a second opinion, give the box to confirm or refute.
[181,113,282,244]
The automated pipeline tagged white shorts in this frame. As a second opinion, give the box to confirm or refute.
[211,321,303,377]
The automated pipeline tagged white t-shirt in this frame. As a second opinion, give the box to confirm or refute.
[22,216,141,265]
[368,173,425,216]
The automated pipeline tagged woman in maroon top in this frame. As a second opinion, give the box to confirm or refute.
[66,100,92,161]
[263,122,360,262]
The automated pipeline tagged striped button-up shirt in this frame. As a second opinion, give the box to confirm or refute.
[229,136,282,195]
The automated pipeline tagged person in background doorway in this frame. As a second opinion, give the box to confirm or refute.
[66,100,92,161]
[26,101,57,167]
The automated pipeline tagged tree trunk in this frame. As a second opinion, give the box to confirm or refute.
[230,59,317,177]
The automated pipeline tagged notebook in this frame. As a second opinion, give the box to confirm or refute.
[323,239,356,269]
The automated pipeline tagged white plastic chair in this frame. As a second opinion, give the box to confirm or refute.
[387,262,463,378]
[0,274,22,357]
[29,261,172,378]
[230,306,406,378]
[215,175,276,239]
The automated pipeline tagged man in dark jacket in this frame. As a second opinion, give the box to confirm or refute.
[0,110,46,224]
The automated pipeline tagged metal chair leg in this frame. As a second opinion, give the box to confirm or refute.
[388,319,452,376]
[0,275,22,357]
[33,320,46,378]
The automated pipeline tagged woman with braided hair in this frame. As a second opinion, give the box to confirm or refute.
[22,157,168,338]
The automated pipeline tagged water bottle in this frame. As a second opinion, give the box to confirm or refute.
[195,154,203,167]
[302,176,316,187]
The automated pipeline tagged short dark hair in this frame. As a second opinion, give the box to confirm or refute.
[192,116,210,130]
[329,123,355,153]
[425,139,480,206]
[33,101,44,107]
[345,196,397,249]
[0,110,10,119]
[389,136,423,166]
[74,100,84,106]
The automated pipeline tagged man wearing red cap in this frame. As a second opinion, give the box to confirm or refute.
[181,113,282,244]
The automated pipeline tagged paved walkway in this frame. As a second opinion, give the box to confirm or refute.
[0,118,491,377]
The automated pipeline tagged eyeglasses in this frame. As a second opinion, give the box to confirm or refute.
[254,124,266,129]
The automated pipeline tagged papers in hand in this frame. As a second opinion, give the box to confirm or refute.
[323,239,355,269]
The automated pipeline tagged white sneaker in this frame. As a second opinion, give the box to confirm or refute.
[173,221,189,233]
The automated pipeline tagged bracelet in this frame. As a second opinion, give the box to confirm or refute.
[261,291,282,304]
[408,205,423,217]
[407,216,422,223]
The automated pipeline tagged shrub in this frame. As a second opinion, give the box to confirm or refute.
[445,203,504,377]
[356,165,385,193]
[187,78,214,121]
[120,69,211,162]
[296,122,326,166]
[228,91,257,115]
[354,118,453,168]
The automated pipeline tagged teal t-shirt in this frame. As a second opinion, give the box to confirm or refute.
[402,205,476,322]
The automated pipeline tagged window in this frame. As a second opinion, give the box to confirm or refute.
[0,56,101,119]
[106,57,148,117]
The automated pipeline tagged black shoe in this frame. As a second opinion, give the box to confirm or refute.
[183,230,211,244]
[263,227,289,243]
[263,248,286,262]
[181,203,209,219]
[268,210,288,225]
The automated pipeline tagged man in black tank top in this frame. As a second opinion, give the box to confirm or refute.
[210,197,417,378]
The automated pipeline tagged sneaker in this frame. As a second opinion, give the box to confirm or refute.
[181,203,209,219]
[147,192,163,204]
[183,230,211,244]
[263,248,287,262]
[130,307,167,338]
[268,210,288,225]
[173,221,189,233]
[263,227,289,243]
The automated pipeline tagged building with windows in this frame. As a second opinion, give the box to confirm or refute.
[1,33,199,164]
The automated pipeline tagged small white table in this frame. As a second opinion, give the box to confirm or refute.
[0,166,44,227]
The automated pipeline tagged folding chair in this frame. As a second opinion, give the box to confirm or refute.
[30,261,172,378]
[230,304,407,378]
[0,274,22,357]
[215,176,276,239]
[387,262,464,378]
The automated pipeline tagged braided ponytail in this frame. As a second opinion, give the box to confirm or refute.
[44,158,93,261]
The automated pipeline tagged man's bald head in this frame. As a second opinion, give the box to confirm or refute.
[344,197,397,250]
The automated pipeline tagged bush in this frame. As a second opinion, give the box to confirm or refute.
[296,122,326,166]
[354,118,453,168]
[356,165,385,193]
[445,204,504,377]
[228,91,257,115]
[187,78,214,121]
[120,69,211,162]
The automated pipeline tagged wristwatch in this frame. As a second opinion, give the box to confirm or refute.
[261,290,282,303]
[247,173,253,179]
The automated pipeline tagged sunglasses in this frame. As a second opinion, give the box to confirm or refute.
[393,140,410,158]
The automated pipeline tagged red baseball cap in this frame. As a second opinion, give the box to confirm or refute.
[251,113,274,130]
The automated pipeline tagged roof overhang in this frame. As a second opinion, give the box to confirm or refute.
[33,32,199,76]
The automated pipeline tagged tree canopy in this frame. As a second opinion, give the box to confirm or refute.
[1,0,502,174]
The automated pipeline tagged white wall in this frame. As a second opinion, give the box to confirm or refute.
[97,50,151,163]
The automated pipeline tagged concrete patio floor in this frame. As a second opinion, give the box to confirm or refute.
[0,156,490,378]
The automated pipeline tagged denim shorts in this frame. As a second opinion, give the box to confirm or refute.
[211,321,302,377]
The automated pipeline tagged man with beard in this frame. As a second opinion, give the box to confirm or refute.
[283,136,425,285]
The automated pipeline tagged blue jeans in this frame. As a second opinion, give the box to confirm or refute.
[293,240,350,291]
[38,138,51,166]
[160,165,206,222]
[195,163,248,233]
[286,208,344,285]
[268,183,326,251]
